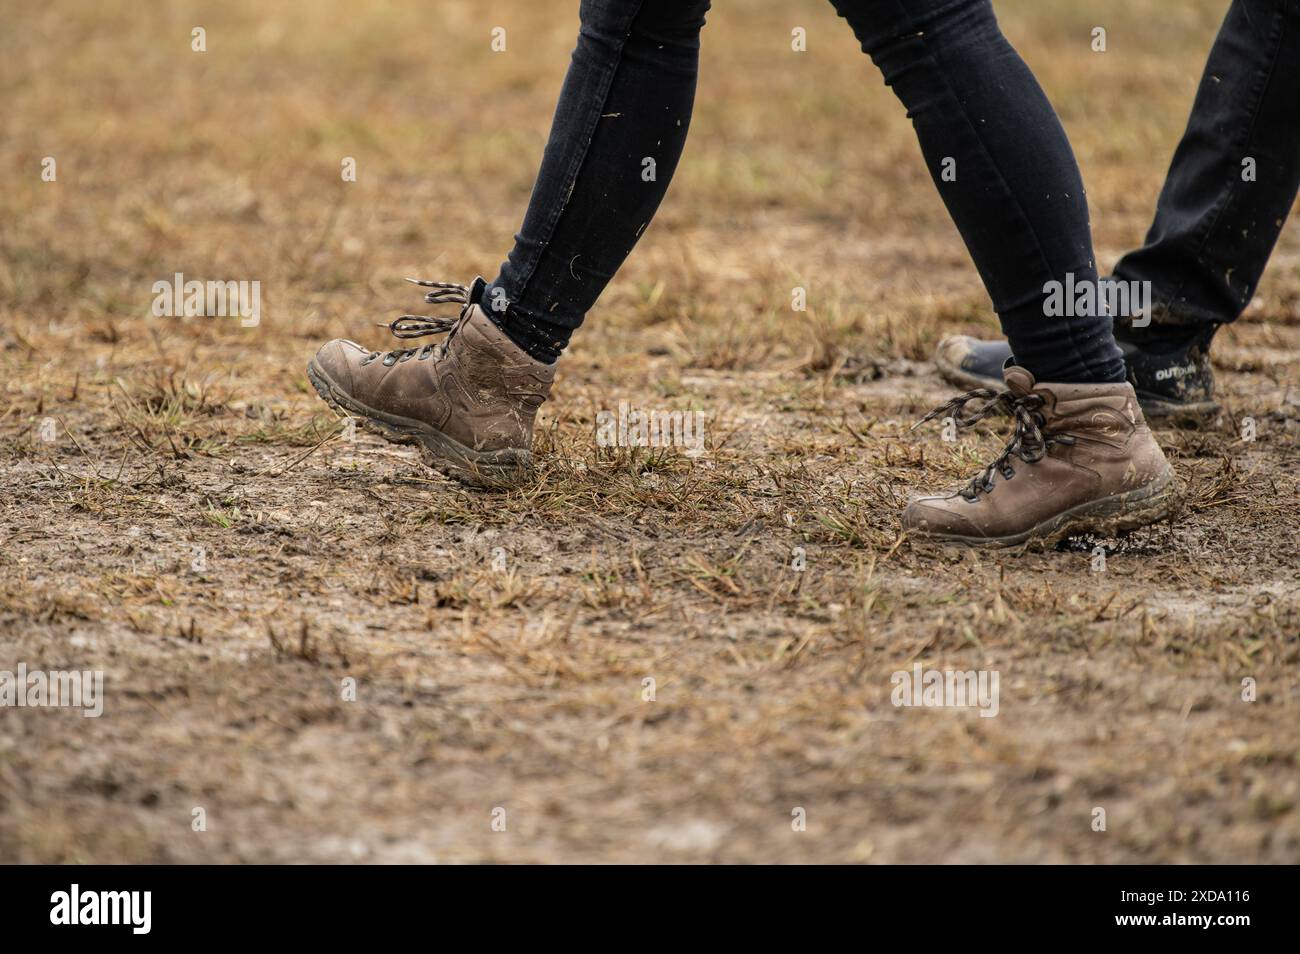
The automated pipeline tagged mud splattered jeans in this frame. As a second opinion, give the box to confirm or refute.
[1113,0,1300,335]
[483,0,1125,384]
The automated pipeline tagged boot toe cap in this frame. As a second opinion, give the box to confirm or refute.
[902,497,982,540]
[312,338,368,392]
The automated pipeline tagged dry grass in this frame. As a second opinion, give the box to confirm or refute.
[0,0,1297,863]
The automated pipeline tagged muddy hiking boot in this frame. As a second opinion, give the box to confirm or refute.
[307,278,555,486]
[934,323,1221,425]
[903,366,1182,549]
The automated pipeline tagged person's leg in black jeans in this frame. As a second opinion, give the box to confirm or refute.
[829,0,1124,385]
[481,0,710,364]
[306,0,708,485]
[487,0,1121,385]
[933,0,1300,420]
[1113,0,1300,340]
[821,0,1176,546]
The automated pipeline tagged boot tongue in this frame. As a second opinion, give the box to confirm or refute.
[1002,365,1036,398]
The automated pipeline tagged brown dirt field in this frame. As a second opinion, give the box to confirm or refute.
[1,0,1297,863]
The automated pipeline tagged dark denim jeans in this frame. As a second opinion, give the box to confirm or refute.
[1113,0,1300,333]
[484,0,1124,384]
[483,0,711,362]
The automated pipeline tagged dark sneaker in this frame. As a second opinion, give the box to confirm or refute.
[307,279,555,487]
[933,335,1016,391]
[934,328,1221,425]
[1114,327,1219,423]
[903,366,1182,548]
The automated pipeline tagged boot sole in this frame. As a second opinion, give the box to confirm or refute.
[934,352,1220,426]
[1131,388,1220,427]
[305,360,531,489]
[907,467,1183,551]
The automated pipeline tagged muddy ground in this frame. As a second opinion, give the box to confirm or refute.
[1,0,1297,862]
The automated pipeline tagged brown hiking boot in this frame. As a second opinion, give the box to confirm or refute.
[306,279,555,486]
[903,366,1182,548]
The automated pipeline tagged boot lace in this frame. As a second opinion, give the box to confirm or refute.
[361,279,473,367]
[913,386,1076,501]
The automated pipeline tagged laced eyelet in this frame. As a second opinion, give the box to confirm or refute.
[916,383,1076,504]
[354,277,474,372]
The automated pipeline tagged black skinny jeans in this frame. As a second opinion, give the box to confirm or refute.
[481,0,1125,384]
[1113,0,1300,335]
